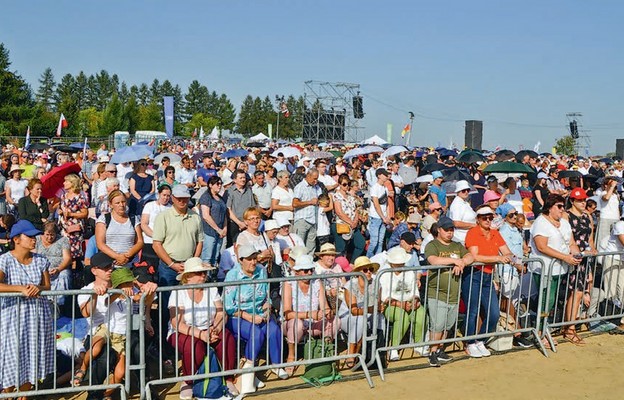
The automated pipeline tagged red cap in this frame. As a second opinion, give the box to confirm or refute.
[570,187,588,200]
[335,256,352,273]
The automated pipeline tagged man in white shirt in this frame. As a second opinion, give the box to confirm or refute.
[116,162,134,196]
[315,159,338,192]
[273,153,287,172]
[366,158,381,189]
[447,180,477,245]
[175,156,197,189]
[367,168,391,257]
[252,171,273,219]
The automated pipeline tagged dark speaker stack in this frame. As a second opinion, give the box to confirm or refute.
[464,120,483,150]
[616,139,624,160]
[353,96,364,119]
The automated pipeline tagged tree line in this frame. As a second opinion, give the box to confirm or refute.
[0,43,305,139]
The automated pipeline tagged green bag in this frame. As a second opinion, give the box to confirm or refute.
[301,337,341,387]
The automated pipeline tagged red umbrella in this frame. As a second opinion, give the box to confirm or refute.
[41,162,82,199]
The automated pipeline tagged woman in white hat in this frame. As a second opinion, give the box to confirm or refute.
[338,256,385,368]
[5,164,27,214]
[378,246,424,361]
[168,257,238,397]
[282,254,339,375]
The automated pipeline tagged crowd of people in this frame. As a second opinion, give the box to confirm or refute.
[0,139,623,400]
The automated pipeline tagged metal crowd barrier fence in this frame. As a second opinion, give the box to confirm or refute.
[0,289,134,400]
[369,260,549,381]
[140,272,374,400]
[540,251,624,351]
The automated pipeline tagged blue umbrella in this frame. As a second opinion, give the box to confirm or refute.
[70,142,89,150]
[222,148,249,159]
[110,145,154,164]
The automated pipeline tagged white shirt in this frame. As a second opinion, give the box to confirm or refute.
[391,173,404,188]
[142,201,172,244]
[78,282,111,330]
[276,232,305,251]
[318,173,336,190]
[271,186,294,222]
[529,215,572,276]
[167,287,221,339]
[595,188,621,220]
[117,163,134,194]
[506,190,524,214]
[317,207,330,236]
[368,182,388,219]
[273,161,287,172]
[379,269,420,302]
[176,167,197,185]
[599,220,624,261]
[447,196,476,244]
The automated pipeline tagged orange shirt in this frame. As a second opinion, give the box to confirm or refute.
[465,226,506,274]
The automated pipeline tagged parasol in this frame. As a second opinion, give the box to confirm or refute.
[41,162,82,199]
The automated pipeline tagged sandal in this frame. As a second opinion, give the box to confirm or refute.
[563,331,586,345]
[285,358,296,377]
[72,369,86,387]
[344,358,356,369]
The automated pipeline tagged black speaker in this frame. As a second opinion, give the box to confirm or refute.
[570,121,579,139]
[465,120,483,150]
[616,139,624,160]
[353,96,364,119]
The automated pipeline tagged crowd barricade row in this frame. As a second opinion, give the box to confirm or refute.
[0,289,134,400]
[541,251,624,351]
[139,272,374,400]
[369,260,549,381]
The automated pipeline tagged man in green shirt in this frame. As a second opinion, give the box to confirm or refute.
[424,216,473,367]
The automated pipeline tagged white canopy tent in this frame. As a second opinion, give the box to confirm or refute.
[248,132,271,142]
[361,135,388,145]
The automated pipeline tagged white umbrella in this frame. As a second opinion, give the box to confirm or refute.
[360,145,384,154]
[154,152,181,165]
[415,174,433,183]
[383,145,409,158]
[343,147,367,160]
[271,147,301,158]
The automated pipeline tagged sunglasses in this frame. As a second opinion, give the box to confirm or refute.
[555,204,565,209]
[139,163,147,166]
[300,268,314,274]
[507,212,518,218]
[434,208,443,212]
[360,267,375,273]
[167,171,174,174]
[459,189,470,193]
[479,215,494,221]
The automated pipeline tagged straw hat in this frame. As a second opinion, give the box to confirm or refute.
[176,257,215,281]
[315,243,339,257]
[9,165,24,175]
[352,256,380,274]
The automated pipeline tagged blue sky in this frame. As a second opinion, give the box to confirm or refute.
[2,0,623,154]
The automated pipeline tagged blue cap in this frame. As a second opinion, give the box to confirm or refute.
[9,220,42,239]
[437,216,455,230]
[432,171,444,180]
[496,203,516,218]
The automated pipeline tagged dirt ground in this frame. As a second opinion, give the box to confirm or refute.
[61,332,624,400]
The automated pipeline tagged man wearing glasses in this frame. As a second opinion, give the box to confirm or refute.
[447,180,477,246]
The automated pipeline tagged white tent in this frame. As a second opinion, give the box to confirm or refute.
[208,126,220,141]
[248,132,271,142]
[361,134,388,145]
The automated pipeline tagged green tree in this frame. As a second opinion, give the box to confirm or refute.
[185,113,219,136]
[138,101,163,131]
[74,71,89,110]
[554,135,576,156]
[123,95,139,134]
[215,94,236,131]
[237,95,256,135]
[36,67,56,112]
[119,81,129,104]
[149,79,161,104]
[94,70,116,110]
[184,80,210,118]
[138,83,150,106]
[0,43,34,135]
[55,73,80,135]
[100,94,126,135]
[77,107,103,137]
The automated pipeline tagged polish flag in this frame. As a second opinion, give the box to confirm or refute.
[56,114,68,137]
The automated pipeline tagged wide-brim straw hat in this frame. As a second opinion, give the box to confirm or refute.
[315,243,339,257]
[176,257,215,281]
[352,256,380,274]
[386,246,412,265]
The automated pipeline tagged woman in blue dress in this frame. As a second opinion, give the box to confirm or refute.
[128,160,155,217]
[0,220,54,397]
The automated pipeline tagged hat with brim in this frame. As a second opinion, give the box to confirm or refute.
[9,165,24,175]
[264,219,279,231]
[288,246,307,262]
[176,257,215,281]
[315,243,339,257]
[455,180,471,193]
[111,267,135,288]
[386,247,412,264]
[292,254,315,271]
[476,207,495,216]
[352,256,379,274]
[238,244,260,260]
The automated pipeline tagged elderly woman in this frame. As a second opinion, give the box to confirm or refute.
[338,256,384,367]
[333,174,366,262]
[271,170,294,222]
[35,221,72,303]
[18,178,50,231]
[128,159,155,217]
[379,246,424,362]
[235,207,273,266]
[314,243,346,311]
[59,173,89,261]
[0,220,54,397]
[282,254,339,374]
[95,190,143,268]
[199,176,227,267]
[224,245,286,394]
[5,165,28,215]
[168,257,238,397]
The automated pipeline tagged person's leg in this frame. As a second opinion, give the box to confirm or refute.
[384,305,411,347]
[266,318,284,364]
[478,273,500,335]
[411,305,427,343]
[461,269,482,342]
[366,217,382,258]
[283,318,304,360]
[168,332,208,381]
[350,229,366,262]
[158,261,179,362]
[229,317,267,363]
[201,233,217,264]
[212,327,237,378]
[334,226,347,255]
[307,225,318,255]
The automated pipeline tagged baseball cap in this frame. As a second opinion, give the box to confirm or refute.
[437,216,455,230]
[486,175,498,183]
[171,184,191,198]
[537,172,548,179]
[570,187,588,200]
[400,232,417,245]
[238,244,260,260]
[9,220,42,239]
[432,171,444,180]
[90,252,115,268]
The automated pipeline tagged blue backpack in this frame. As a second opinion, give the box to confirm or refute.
[192,348,228,399]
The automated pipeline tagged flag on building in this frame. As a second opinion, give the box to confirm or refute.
[56,113,68,137]
[401,123,410,138]
[25,126,31,150]
[280,102,290,118]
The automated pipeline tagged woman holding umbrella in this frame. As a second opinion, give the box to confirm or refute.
[59,173,89,263]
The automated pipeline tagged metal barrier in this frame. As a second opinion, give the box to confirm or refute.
[540,251,624,350]
[140,272,374,400]
[369,261,549,380]
[0,289,134,400]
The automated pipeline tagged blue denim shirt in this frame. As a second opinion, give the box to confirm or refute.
[223,263,268,316]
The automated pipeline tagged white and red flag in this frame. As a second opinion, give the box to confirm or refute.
[56,113,68,137]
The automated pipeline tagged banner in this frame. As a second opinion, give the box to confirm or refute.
[386,123,392,144]
[163,96,174,139]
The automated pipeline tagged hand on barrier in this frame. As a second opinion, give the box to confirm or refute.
[22,284,40,298]
[93,282,108,295]
[498,255,512,264]
[139,281,157,296]
[565,254,582,266]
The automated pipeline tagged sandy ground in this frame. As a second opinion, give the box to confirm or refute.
[60,332,624,400]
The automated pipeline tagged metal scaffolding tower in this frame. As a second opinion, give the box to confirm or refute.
[302,81,363,143]
[566,112,591,156]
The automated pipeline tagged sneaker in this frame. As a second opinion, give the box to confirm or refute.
[179,383,193,400]
[272,368,289,380]
[436,349,453,363]
[465,343,483,358]
[413,345,430,356]
[476,341,491,357]
[389,349,400,361]
[513,336,534,349]
[428,352,441,367]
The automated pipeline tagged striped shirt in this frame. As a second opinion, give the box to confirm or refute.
[96,214,139,255]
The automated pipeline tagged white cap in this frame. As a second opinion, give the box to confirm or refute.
[292,254,315,271]
[264,219,279,231]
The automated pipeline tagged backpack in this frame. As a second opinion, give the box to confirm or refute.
[192,348,228,399]
[104,213,136,229]
[301,337,341,387]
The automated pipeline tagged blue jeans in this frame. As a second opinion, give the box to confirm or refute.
[461,268,500,343]
[201,233,222,265]
[366,217,386,258]
[226,317,283,364]
[158,261,180,357]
